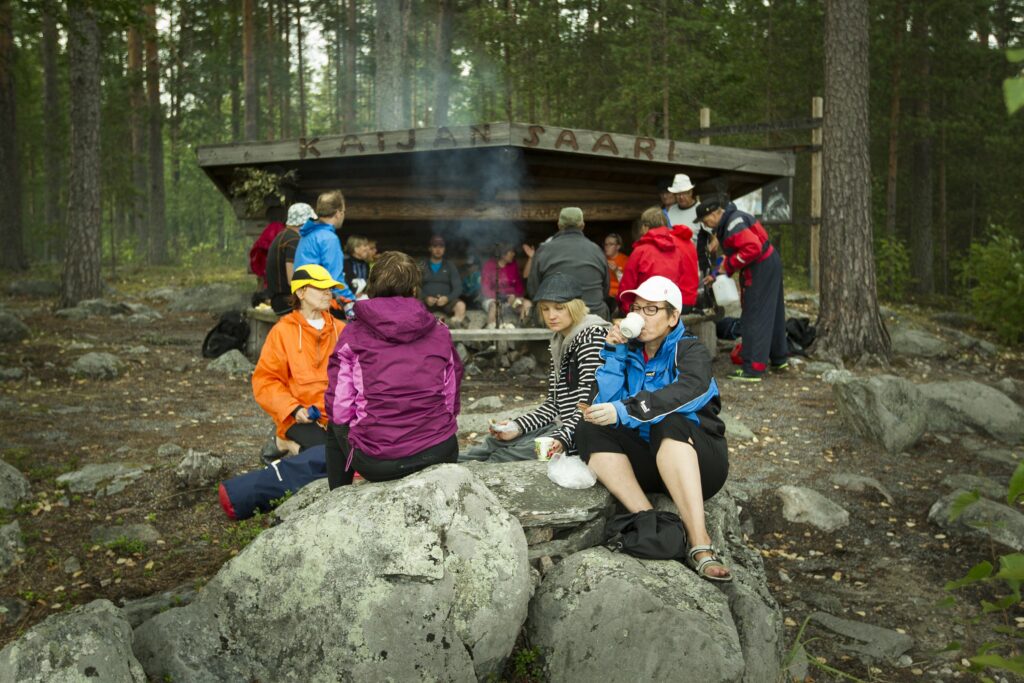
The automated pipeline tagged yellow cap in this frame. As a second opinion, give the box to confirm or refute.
[290,264,342,293]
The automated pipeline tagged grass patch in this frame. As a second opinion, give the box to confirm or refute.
[106,536,147,555]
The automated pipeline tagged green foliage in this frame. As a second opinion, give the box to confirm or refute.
[106,536,147,555]
[508,645,544,682]
[943,460,1024,681]
[1006,49,1024,115]
[222,514,269,550]
[229,169,297,218]
[782,616,865,682]
[960,228,1024,344]
[873,237,912,301]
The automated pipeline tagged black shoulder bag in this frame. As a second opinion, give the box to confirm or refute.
[606,509,688,561]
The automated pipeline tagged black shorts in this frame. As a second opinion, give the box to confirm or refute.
[575,412,728,500]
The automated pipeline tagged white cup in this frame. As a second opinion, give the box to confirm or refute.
[534,437,556,461]
[619,312,645,339]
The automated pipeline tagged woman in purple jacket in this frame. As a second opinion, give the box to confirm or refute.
[324,251,463,489]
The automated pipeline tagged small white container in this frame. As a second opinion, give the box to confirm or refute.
[534,437,556,461]
[619,312,645,339]
[712,274,740,307]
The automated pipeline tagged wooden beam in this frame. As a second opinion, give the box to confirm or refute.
[810,97,823,292]
[344,199,649,222]
[699,108,711,145]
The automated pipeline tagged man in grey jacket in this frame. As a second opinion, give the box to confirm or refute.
[419,235,466,326]
[527,207,610,320]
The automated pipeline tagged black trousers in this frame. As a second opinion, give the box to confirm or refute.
[285,422,329,450]
[325,424,459,490]
[740,250,788,374]
[575,413,729,501]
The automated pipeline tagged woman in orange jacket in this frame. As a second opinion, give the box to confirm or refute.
[252,264,344,458]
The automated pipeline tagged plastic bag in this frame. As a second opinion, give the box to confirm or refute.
[546,453,597,489]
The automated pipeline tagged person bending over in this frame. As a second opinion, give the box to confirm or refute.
[324,251,463,489]
[577,275,732,582]
[461,273,609,462]
[252,264,344,459]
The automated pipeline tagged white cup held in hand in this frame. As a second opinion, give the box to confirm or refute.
[619,312,645,339]
[534,437,556,461]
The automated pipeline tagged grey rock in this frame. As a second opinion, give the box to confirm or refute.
[830,473,895,504]
[941,474,1005,501]
[832,375,926,454]
[55,307,90,321]
[124,345,150,355]
[67,340,95,350]
[0,522,24,575]
[173,450,223,488]
[271,478,329,521]
[0,367,24,381]
[722,413,755,441]
[889,325,952,358]
[931,311,977,328]
[0,459,31,510]
[147,287,181,302]
[91,524,161,546]
[929,490,1024,551]
[122,302,161,321]
[56,463,149,496]
[76,298,134,317]
[802,361,838,375]
[463,363,483,376]
[168,283,251,313]
[119,584,198,629]
[785,292,819,306]
[994,378,1024,404]
[776,486,850,532]
[156,443,185,458]
[920,381,1024,444]
[206,349,253,376]
[63,556,82,575]
[455,342,469,364]
[808,611,913,663]
[69,352,122,380]
[6,279,59,297]
[0,599,146,682]
[946,329,997,356]
[457,403,543,436]
[526,516,606,562]
[822,369,854,385]
[465,395,504,412]
[133,465,531,682]
[510,355,537,375]
[974,448,1021,469]
[0,312,29,343]
[463,309,486,329]
[0,597,29,628]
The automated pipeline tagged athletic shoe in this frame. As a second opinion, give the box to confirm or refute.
[727,369,763,382]
[770,361,790,371]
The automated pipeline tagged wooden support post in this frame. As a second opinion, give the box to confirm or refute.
[699,108,711,145]
[809,96,823,291]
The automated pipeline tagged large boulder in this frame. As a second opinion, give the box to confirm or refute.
[527,490,783,683]
[831,374,926,453]
[0,312,29,344]
[776,485,849,532]
[0,599,146,682]
[56,463,150,496]
[205,349,253,376]
[69,352,122,380]
[6,279,59,298]
[0,459,30,510]
[928,490,1024,551]
[168,283,251,313]
[920,381,1024,444]
[888,325,952,358]
[133,465,531,682]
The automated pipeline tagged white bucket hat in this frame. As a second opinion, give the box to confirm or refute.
[286,202,317,227]
[667,173,696,193]
[620,275,683,311]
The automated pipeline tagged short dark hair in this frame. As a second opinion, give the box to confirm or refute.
[366,251,421,298]
[605,233,623,247]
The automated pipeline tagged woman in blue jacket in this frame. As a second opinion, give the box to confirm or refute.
[577,275,731,582]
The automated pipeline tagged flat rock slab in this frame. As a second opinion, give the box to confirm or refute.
[91,524,162,546]
[973,448,1021,470]
[0,599,146,682]
[776,485,850,532]
[722,413,755,441]
[928,490,1024,551]
[0,459,31,510]
[57,463,150,496]
[808,611,913,663]
[463,395,504,412]
[830,473,894,504]
[889,325,952,358]
[831,374,926,454]
[940,474,1006,501]
[119,583,198,629]
[920,381,1024,444]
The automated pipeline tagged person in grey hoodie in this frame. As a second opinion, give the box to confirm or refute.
[461,273,610,462]
[527,207,611,320]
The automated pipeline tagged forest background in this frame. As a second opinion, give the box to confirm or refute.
[1,0,1022,326]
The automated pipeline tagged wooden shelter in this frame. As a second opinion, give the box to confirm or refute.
[196,121,794,252]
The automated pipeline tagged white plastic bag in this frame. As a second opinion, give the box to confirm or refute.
[546,453,597,489]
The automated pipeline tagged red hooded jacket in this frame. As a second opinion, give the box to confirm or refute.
[617,225,698,313]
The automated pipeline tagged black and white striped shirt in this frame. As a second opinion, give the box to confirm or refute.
[513,325,607,455]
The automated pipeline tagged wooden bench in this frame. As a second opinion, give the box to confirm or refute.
[244,308,717,359]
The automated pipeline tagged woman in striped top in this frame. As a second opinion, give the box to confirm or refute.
[460,273,610,462]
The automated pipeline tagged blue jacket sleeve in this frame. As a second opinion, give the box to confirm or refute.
[593,344,628,404]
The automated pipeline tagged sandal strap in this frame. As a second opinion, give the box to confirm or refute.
[693,555,725,574]
[688,544,716,562]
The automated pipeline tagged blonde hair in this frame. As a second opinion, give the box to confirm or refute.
[315,190,345,218]
[345,234,369,256]
[537,298,589,327]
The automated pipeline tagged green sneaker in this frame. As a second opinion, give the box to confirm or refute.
[728,369,763,382]
[770,361,790,371]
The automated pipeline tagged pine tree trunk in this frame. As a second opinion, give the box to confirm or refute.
[243,0,258,139]
[344,0,357,131]
[909,6,933,295]
[0,0,25,270]
[883,3,905,237]
[127,25,148,257]
[41,3,63,260]
[375,0,404,129]
[297,5,307,138]
[264,1,275,140]
[145,4,168,264]
[59,0,103,306]
[230,2,241,141]
[815,0,891,362]
[281,0,291,138]
[434,0,452,127]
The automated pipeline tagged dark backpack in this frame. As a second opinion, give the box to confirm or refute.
[202,310,251,359]
[606,510,688,561]
[785,317,817,356]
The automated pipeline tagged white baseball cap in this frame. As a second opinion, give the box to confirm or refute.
[621,275,682,311]
[667,173,696,193]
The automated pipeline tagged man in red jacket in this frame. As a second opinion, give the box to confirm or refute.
[617,207,699,315]
[697,196,789,382]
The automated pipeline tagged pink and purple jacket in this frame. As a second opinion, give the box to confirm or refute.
[481,259,525,300]
[325,296,462,462]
